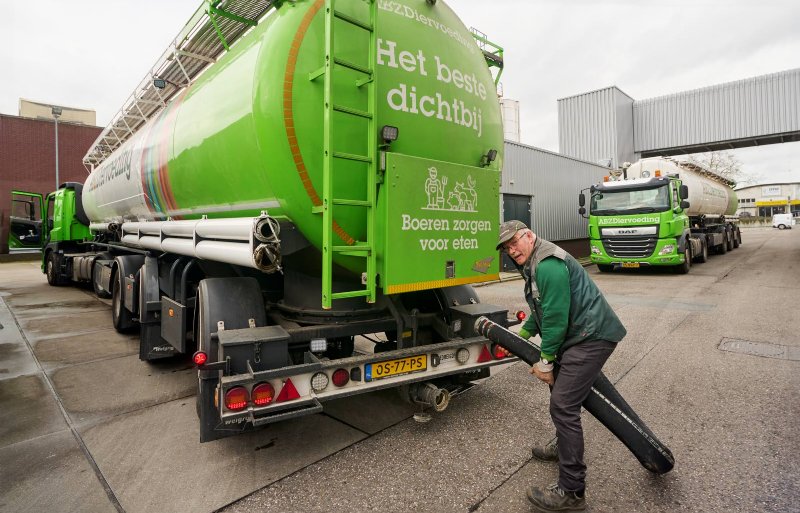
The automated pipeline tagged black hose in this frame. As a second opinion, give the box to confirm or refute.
[475,316,674,474]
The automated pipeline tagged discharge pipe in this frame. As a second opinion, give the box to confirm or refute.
[409,383,451,412]
[475,316,675,475]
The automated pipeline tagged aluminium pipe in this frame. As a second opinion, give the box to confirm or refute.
[474,316,675,475]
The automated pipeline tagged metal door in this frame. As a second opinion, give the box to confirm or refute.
[501,194,531,271]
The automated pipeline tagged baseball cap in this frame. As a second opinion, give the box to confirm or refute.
[496,220,528,250]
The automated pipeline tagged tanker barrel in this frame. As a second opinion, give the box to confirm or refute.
[474,316,675,474]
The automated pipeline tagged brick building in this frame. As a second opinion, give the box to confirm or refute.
[0,113,102,253]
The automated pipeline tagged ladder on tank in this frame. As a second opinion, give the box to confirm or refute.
[316,0,378,309]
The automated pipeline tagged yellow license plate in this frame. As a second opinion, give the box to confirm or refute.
[366,355,427,381]
[621,262,640,268]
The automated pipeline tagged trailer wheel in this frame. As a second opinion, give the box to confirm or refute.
[735,228,742,246]
[46,251,66,286]
[597,264,613,273]
[693,240,708,263]
[777,224,786,230]
[716,234,728,254]
[111,268,136,332]
[725,228,734,251]
[732,228,740,248]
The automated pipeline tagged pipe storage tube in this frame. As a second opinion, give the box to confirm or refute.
[475,316,675,474]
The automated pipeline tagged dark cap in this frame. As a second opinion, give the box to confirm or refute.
[496,220,528,250]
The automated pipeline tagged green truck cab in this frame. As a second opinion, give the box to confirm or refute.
[41,183,92,285]
[580,158,741,274]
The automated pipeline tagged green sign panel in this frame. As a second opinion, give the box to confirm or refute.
[380,153,500,294]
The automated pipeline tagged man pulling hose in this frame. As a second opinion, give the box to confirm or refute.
[497,220,627,512]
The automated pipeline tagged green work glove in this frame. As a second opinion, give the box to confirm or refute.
[518,327,531,340]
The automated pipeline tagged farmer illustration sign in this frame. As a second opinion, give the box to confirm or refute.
[424,166,478,212]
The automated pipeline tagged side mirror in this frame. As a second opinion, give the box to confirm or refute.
[680,200,690,210]
[578,193,586,207]
[679,185,689,200]
[578,207,586,217]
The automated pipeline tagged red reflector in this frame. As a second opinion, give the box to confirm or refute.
[516,310,526,322]
[275,378,301,402]
[252,382,275,406]
[493,345,507,360]
[332,368,349,387]
[224,386,248,411]
[192,351,208,366]
[477,345,493,363]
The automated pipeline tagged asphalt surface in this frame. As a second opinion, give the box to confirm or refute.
[1,226,797,513]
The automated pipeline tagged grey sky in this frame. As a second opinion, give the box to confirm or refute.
[4,0,799,184]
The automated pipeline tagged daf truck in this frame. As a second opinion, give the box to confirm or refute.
[579,157,741,274]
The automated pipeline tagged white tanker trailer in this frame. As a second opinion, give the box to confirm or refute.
[579,157,741,273]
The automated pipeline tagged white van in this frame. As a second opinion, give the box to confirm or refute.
[772,213,795,229]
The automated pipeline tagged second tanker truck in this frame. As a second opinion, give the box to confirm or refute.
[579,157,741,274]
[35,0,514,442]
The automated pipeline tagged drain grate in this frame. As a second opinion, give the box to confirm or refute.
[718,338,800,361]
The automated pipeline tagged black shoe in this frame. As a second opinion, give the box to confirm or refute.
[531,439,559,462]
[526,483,586,512]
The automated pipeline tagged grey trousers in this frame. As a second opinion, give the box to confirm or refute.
[550,339,616,492]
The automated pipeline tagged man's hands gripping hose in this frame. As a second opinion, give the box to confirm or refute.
[497,327,554,385]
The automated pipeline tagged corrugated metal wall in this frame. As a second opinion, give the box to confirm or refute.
[501,141,610,241]
[634,68,800,153]
[557,86,635,169]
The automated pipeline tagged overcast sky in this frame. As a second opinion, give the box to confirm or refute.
[4,0,799,184]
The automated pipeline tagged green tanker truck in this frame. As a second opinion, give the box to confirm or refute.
[35,0,513,442]
[579,157,742,274]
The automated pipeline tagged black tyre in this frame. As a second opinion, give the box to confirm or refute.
[597,264,613,273]
[46,251,65,286]
[778,224,786,230]
[693,240,708,263]
[675,247,691,274]
[732,228,740,248]
[736,228,742,246]
[717,234,728,254]
[111,269,136,332]
[725,228,734,251]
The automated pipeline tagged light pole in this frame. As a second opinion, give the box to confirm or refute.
[52,106,62,189]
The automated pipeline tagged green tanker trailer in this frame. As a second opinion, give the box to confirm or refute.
[39,0,513,442]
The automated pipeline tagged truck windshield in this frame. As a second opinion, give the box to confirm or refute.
[590,184,670,215]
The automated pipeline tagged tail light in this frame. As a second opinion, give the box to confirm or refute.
[476,345,493,363]
[193,351,208,366]
[516,310,526,322]
[224,386,248,411]
[332,368,349,387]
[252,382,275,406]
[310,372,329,393]
[492,345,507,360]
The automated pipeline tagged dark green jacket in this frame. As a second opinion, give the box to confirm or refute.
[519,238,626,361]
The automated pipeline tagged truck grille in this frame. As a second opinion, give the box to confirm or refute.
[602,237,657,259]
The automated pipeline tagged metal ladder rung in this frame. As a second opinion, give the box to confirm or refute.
[333,104,372,119]
[332,289,371,300]
[334,57,372,76]
[332,243,371,252]
[333,199,371,207]
[333,9,373,32]
[333,152,372,163]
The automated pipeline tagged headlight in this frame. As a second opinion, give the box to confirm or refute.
[658,244,675,256]
[591,245,602,255]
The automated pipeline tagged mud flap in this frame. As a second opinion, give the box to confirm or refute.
[475,317,674,474]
